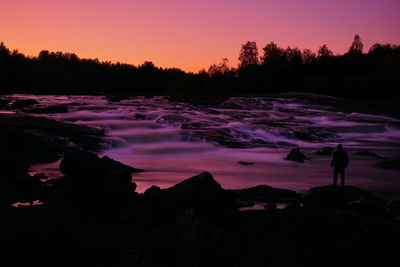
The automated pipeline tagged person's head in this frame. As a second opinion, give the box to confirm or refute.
[337,144,343,151]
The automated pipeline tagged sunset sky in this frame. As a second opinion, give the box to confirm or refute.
[1,0,399,72]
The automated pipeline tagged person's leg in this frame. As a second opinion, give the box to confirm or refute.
[340,169,345,186]
[333,168,338,185]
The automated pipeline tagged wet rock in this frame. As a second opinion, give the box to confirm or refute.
[356,150,379,157]
[309,185,367,202]
[220,98,273,110]
[304,186,347,211]
[156,114,191,125]
[160,172,237,217]
[238,161,254,166]
[134,113,146,120]
[24,104,69,114]
[292,128,335,142]
[0,99,9,109]
[285,148,306,162]
[376,160,400,170]
[232,185,298,203]
[305,186,367,211]
[60,151,143,184]
[264,202,277,210]
[0,115,102,137]
[10,99,39,109]
[107,96,128,102]
[316,146,333,155]
[32,173,48,181]
[347,202,390,219]
[386,200,400,217]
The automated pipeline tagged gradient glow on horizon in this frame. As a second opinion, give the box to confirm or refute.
[1,0,399,72]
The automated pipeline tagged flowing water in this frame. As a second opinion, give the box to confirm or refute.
[2,94,400,197]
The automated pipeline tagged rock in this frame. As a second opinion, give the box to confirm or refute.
[305,185,367,211]
[134,113,146,120]
[167,95,229,107]
[60,151,142,185]
[0,99,9,109]
[107,96,128,102]
[316,146,333,155]
[309,185,367,202]
[264,202,277,210]
[238,161,254,166]
[24,104,69,114]
[232,185,298,203]
[160,172,237,217]
[304,186,347,211]
[376,160,400,170]
[386,200,400,217]
[156,115,191,125]
[10,99,39,109]
[347,202,390,219]
[32,173,48,181]
[220,98,273,110]
[285,148,306,162]
[356,150,379,157]
[292,128,335,142]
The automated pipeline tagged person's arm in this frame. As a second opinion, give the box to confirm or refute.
[331,154,336,167]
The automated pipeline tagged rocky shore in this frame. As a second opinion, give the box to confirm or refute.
[1,100,400,266]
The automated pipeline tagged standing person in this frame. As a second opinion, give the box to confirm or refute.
[330,144,349,186]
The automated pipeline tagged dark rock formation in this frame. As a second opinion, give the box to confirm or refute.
[285,147,306,162]
[60,150,143,184]
[10,99,39,109]
[376,160,400,170]
[238,161,254,166]
[24,104,69,114]
[316,146,333,155]
[305,185,367,211]
[231,185,298,203]
[158,172,237,218]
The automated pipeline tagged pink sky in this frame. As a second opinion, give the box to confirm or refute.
[1,0,399,72]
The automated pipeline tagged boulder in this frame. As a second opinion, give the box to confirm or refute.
[309,185,367,202]
[376,160,400,170]
[305,185,367,211]
[238,161,254,166]
[0,99,9,109]
[386,200,400,217]
[285,148,306,162]
[10,99,39,109]
[134,113,146,120]
[159,172,237,217]
[24,104,69,114]
[315,147,333,155]
[60,151,142,185]
[232,185,298,203]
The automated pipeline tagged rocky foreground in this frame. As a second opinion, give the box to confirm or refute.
[1,112,400,266]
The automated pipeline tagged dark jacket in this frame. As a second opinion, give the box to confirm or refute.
[331,151,349,169]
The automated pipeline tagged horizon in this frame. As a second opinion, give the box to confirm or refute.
[1,0,399,72]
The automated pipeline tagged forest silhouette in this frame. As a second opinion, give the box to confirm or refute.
[1,35,399,100]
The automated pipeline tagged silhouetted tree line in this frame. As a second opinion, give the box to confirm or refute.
[0,35,399,100]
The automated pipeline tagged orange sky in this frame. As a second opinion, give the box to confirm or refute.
[1,0,399,72]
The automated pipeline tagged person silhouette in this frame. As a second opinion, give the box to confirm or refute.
[330,144,349,186]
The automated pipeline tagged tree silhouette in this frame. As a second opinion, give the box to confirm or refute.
[348,34,363,54]
[317,44,333,59]
[261,42,286,65]
[302,49,316,64]
[238,41,259,68]
[208,58,230,76]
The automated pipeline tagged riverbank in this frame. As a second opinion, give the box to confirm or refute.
[1,150,400,266]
